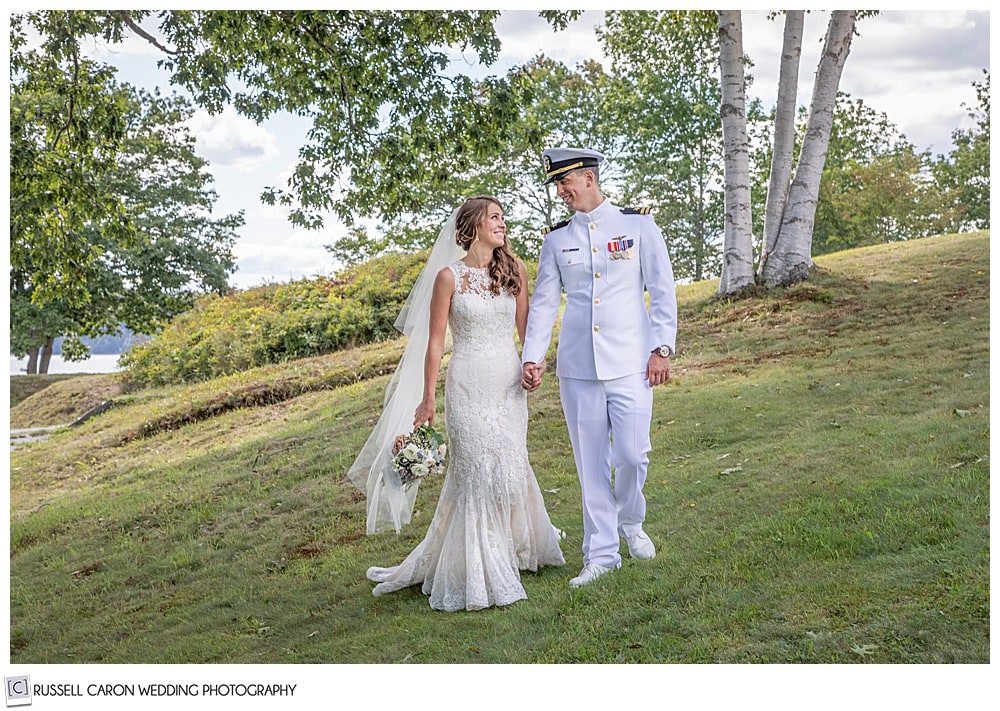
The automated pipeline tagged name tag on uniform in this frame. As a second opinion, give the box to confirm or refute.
[608,237,634,260]
[561,247,581,264]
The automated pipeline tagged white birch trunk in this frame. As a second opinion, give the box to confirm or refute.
[760,10,857,286]
[758,10,804,279]
[716,10,755,298]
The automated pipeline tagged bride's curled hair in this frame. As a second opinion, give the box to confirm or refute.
[454,195,522,297]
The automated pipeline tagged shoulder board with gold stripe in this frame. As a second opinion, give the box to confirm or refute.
[541,219,570,236]
[620,207,652,215]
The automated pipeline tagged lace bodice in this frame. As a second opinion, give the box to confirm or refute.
[447,262,516,360]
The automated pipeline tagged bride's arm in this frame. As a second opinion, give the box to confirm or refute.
[414,267,454,428]
[515,260,530,346]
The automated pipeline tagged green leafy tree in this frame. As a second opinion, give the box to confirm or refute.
[815,147,959,253]
[11,19,243,372]
[933,70,990,230]
[326,54,620,264]
[495,55,629,261]
[87,87,242,336]
[16,10,592,276]
[812,94,963,253]
[102,9,518,228]
[9,278,76,375]
[10,12,136,311]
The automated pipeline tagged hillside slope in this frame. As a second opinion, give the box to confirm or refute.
[8,232,989,665]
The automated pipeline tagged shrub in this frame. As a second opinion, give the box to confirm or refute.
[120,251,428,389]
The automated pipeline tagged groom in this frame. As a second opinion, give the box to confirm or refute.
[521,147,677,588]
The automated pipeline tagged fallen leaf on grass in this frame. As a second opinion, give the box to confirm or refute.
[850,643,877,657]
[68,562,103,578]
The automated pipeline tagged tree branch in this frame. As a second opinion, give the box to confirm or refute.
[118,11,177,55]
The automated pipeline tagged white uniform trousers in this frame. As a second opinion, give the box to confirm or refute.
[559,373,653,568]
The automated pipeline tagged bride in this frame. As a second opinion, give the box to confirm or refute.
[348,195,565,612]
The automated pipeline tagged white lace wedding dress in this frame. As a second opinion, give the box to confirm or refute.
[367,262,565,611]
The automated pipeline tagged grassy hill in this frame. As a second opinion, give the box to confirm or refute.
[8,231,989,665]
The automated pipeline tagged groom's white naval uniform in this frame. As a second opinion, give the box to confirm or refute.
[522,147,677,583]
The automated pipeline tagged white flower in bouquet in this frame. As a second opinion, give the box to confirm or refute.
[391,424,447,486]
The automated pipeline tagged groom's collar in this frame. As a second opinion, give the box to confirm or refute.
[572,196,612,223]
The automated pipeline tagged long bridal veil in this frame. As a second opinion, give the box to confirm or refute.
[347,209,465,534]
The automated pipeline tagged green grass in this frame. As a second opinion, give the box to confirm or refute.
[9,374,122,429]
[8,232,989,664]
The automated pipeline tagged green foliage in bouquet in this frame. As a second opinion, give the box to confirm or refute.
[120,251,427,389]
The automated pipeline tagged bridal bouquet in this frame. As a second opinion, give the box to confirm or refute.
[391,424,447,486]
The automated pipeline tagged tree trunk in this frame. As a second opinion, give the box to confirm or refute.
[715,10,755,298]
[758,10,804,279]
[760,10,857,287]
[38,336,55,375]
[25,347,39,375]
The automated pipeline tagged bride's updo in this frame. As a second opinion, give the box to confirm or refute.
[454,195,522,297]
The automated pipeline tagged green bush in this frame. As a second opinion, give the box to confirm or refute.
[120,251,427,389]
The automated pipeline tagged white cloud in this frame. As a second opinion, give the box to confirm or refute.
[739,10,987,152]
[186,107,280,172]
[231,224,341,289]
[226,193,354,289]
[493,10,607,70]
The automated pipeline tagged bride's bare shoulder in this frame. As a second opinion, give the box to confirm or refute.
[434,264,457,291]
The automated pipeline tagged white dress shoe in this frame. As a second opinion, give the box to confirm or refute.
[569,562,615,588]
[626,531,656,559]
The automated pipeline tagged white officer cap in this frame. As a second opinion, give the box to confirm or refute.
[542,147,605,185]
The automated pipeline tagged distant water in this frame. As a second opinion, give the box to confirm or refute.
[9,353,122,376]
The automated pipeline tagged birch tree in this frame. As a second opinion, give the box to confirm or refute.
[758,10,858,287]
[716,10,755,296]
[716,10,862,296]
[758,10,804,281]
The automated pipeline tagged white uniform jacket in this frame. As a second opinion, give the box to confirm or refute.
[523,198,677,380]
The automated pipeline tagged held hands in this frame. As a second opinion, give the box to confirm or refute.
[521,359,547,392]
[645,353,671,387]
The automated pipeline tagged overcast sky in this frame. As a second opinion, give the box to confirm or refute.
[67,9,994,288]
